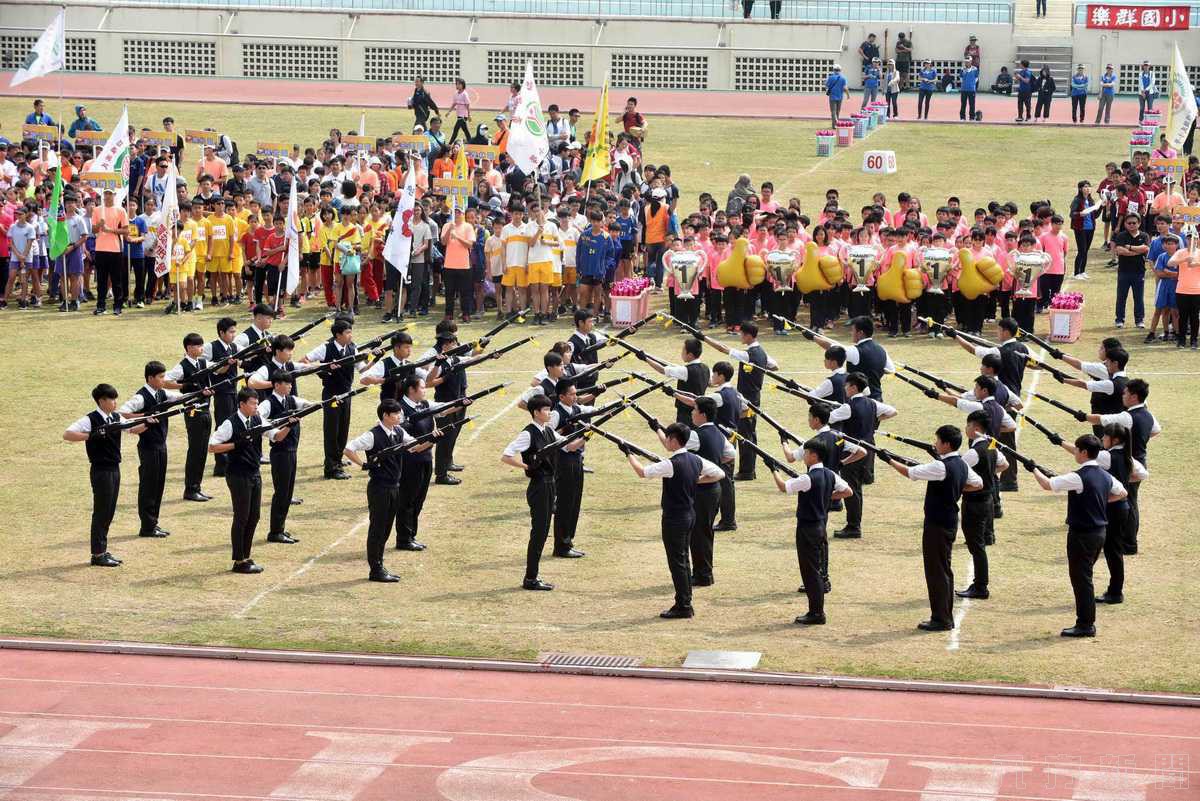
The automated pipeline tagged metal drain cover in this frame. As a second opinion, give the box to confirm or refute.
[683,650,762,670]
[538,652,643,669]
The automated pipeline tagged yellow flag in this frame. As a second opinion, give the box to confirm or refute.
[580,75,611,184]
[452,145,470,211]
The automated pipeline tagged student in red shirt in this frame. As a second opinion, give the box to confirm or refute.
[261,216,287,316]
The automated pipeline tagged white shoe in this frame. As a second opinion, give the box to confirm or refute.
[194,299,203,311]
[1115,321,1125,328]
[1075,273,1089,281]
[1135,322,1145,329]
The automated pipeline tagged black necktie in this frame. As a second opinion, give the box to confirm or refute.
[156,389,166,404]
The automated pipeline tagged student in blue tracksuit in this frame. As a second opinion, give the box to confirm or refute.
[959,60,979,121]
[1095,64,1117,125]
[826,64,848,127]
[1015,60,1034,122]
[1137,61,1157,122]
[861,59,881,110]
[1070,65,1090,124]
[917,60,937,120]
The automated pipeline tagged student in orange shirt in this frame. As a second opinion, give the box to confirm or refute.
[91,188,129,315]
[441,206,477,322]
[430,147,455,182]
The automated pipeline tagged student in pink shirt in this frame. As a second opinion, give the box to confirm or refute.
[707,235,729,328]
[448,78,472,145]
[1037,213,1068,312]
[758,181,780,213]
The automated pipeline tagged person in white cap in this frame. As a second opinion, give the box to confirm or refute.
[1138,61,1157,123]
[825,64,848,127]
[1095,64,1117,125]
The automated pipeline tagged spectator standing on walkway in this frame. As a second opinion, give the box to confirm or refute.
[1035,0,1047,17]
[1095,64,1116,125]
[885,60,901,118]
[895,33,913,89]
[959,60,980,121]
[1015,60,1034,122]
[1033,65,1056,122]
[858,34,880,79]
[1112,213,1149,329]
[964,35,981,68]
[742,0,781,18]
[916,60,937,120]
[1070,65,1089,124]
[1069,180,1099,279]
[1138,61,1157,122]
[862,59,882,110]
[826,65,848,127]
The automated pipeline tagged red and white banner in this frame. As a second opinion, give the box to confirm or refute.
[1085,4,1190,29]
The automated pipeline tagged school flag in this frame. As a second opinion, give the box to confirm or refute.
[92,105,131,201]
[153,163,179,277]
[284,174,301,294]
[452,145,469,211]
[383,166,417,280]
[359,110,367,137]
[580,75,612,184]
[1166,43,1198,152]
[506,60,550,174]
[48,154,70,259]
[9,10,65,87]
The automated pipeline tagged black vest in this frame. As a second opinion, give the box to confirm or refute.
[967,438,996,496]
[179,358,212,399]
[436,356,466,402]
[841,394,876,443]
[380,355,416,401]
[998,339,1028,394]
[924,454,968,529]
[662,452,702,519]
[1127,406,1153,467]
[981,396,1005,438]
[522,423,555,481]
[715,385,742,429]
[1104,446,1131,511]
[262,394,300,451]
[1089,373,1126,415]
[226,414,263,477]
[136,387,169,451]
[826,371,848,404]
[209,339,239,395]
[321,340,356,396]
[552,403,585,463]
[539,376,559,403]
[365,423,403,486]
[257,359,297,402]
[677,361,711,415]
[241,326,268,374]
[84,411,122,469]
[1066,464,1112,530]
[735,344,768,403]
[813,429,843,473]
[693,425,725,495]
[401,398,435,465]
[796,465,835,525]
[855,339,887,400]
[991,378,1011,409]
[569,332,598,387]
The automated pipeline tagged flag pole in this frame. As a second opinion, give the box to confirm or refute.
[1166,41,1175,140]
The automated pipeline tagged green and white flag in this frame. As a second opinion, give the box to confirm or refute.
[48,153,69,260]
[92,105,131,201]
[1166,43,1198,153]
[9,10,66,88]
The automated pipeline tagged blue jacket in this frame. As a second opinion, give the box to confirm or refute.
[826,73,848,101]
[864,66,881,90]
[960,67,979,93]
[1100,72,1116,96]
[575,228,613,280]
[918,68,938,91]
[24,112,55,126]
[1016,68,1034,94]
[1070,75,1089,96]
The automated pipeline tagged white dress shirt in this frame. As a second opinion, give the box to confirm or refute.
[1047,460,1128,497]
[728,341,779,370]
[954,397,1017,431]
[844,337,896,373]
[641,447,725,480]
[503,421,556,457]
[1079,360,1110,380]
[784,470,851,495]
[209,410,279,445]
[118,384,182,414]
[811,367,846,399]
[961,434,1009,472]
[165,355,204,382]
[67,408,137,435]
[1095,447,1148,481]
[251,359,294,385]
[232,325,269,351]
[258,394,313,421]
[201,339,239,362]
[662,363,690,381]
[829,396,896,424]
[907,453,984,489]
[347,423,414,453]
[1084,370,1127,395]
[362,356,429,382]
[1098,404,1161,435]
[684,423,736,461]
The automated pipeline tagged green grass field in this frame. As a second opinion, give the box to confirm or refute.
[1,97,1196,694]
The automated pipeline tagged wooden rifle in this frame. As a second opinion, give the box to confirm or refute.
[899,362,967,394]
[717,423,799,477]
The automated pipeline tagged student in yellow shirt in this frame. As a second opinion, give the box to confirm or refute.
[189,203,210,310]
[205,199,237,304]
[333,207,364,313]
[173,205,198,313]
[296,196,319,305]
[362,202,390,307]
[315,206,338,310]
[230,207,249,303]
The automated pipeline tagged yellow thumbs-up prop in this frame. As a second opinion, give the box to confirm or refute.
[794,242,845,293]
[957,248,1004,300]
[716,237,766,289]
[876,251,922,303]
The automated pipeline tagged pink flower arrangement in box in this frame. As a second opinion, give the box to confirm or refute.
[610,277,651,297]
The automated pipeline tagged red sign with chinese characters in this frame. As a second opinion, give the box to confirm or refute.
[1085,4,1190,28]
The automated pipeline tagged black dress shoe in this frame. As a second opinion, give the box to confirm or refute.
[369,569,401,583]
[794,612,826,625]
[522,578,554,591]
[832,528,862,539]
[213,469,226,478]
[327,470,351,481]
[553,548,585,558]
[434,474,462,485]
[733,473,756,482]
[1060,625,1096,637]
[582,465,595,474]
[1123,543,1138,555]
[659,605,694,619]
[447,463,465,472]
[139,529,169,538]
[183,491,209,502]
[917,619,954,631]
[267,532,298,544]
[290,498,303,506]
[992,505,1003,520]
[395,540,427,551]
[955,586,990,599]
[691,576,714,587]
[259,456,271,465]
[1095,592,1124,604]
[713,523,738,532]
[340,459,351,467]
[232,561,264,574]
[90,553,121,567]
[155,526,171,537]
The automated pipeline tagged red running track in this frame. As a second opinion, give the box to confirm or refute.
[0,646,1196,800]
[1,73,1142,127]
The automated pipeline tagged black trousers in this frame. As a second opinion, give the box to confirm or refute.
[847,287,872,319]
[183,409,211,493]
[137,445,167,535]
[1071,94,1086,122]
[717,462,736,526]
[90,466,120,555]
[1013,297,1036,335]
[917,89,933,118]
[1037,273,1064,311]
[879,299,911,334]
[1034,93,1053,119]
[434,408,464,477]
[448,117,471,144]
[405,261,430,312]
[1177,293,1200,345]
[94,250,126,311]
[662,512,695,609]
[959,91,976,120]
[132,255,148,304]
[922,521,957,625]
[1102,505,1128,597]
[841,459,868,532]
[691,485,720,582]
[553,456,584,554]
[1125,480,1140,552]
[396,460,433,545]
[997,430,1019,490]
[524,477,556,582]
[1017,92,1032,119]
[268,447,297,535]
[444,269,473,318]
[226,472,262,561]
[322,396,352,475]
[736,413,758,477]
[1073,228,1094,275]
[212,393,237,475]
[1067,526,1106,628]
[961,496,992,590]
[722,287,744,328]
[796,522,827,616]
[366,480,401,571]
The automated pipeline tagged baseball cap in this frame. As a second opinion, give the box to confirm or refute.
[832,63,842,71]
[494,113,506,122]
